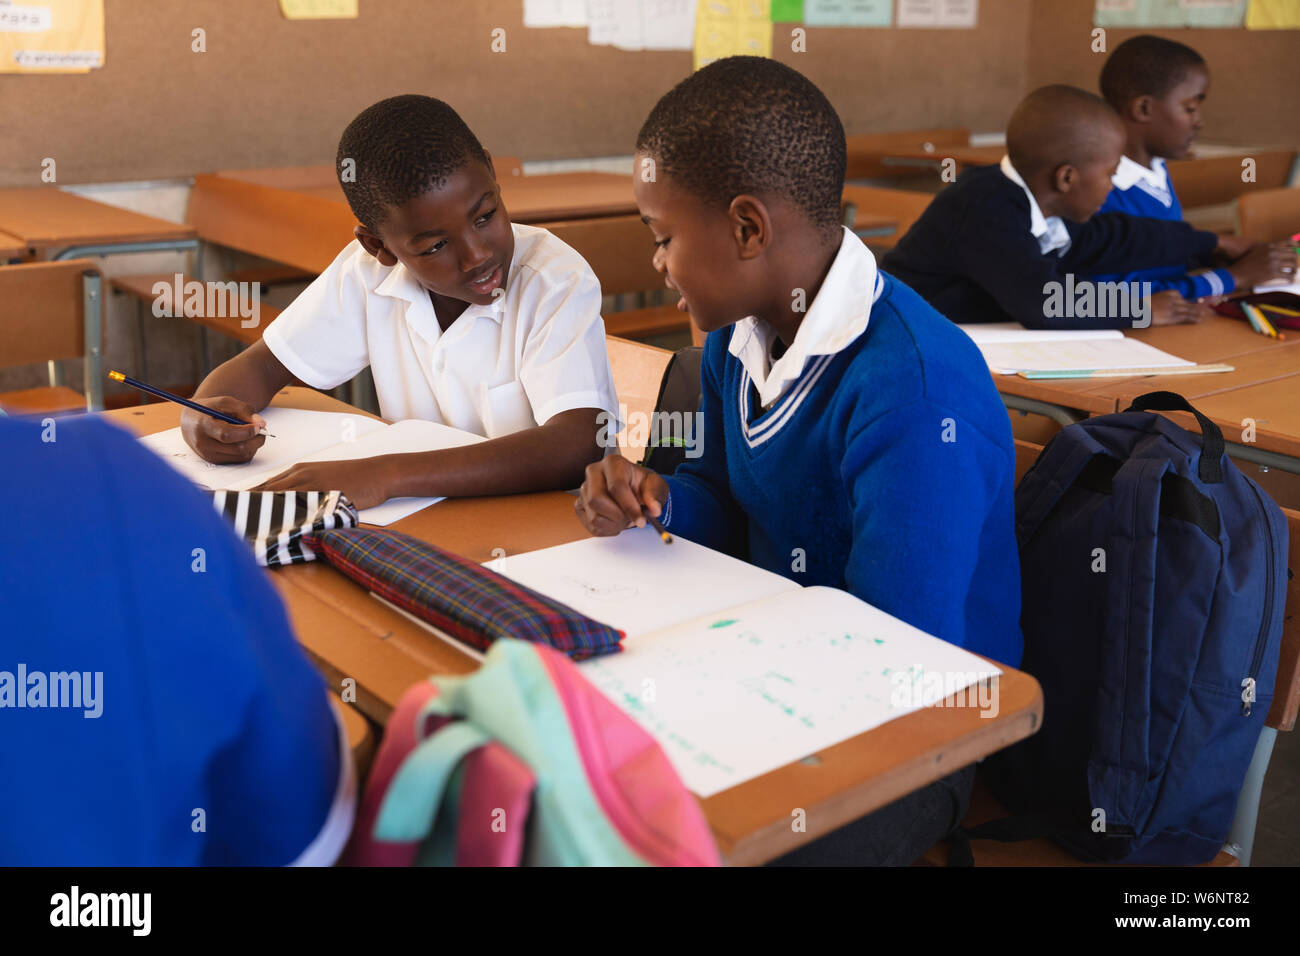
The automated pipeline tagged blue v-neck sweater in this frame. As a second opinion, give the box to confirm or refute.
[662,273,1023,667]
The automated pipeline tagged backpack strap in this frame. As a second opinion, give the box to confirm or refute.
[1014,432,1104,548]
[1124,391,1225,484]
[1090,455,1166,840]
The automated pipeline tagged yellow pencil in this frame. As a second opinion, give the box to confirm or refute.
[1259,302,1300,319]
[1243,303,1277,338]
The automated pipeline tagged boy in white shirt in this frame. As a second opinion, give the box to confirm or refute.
[182,95,619,508]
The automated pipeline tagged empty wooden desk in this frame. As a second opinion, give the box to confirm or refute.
[103,386,1043,866]
[0,187,198,261]
[880,144,1004,173]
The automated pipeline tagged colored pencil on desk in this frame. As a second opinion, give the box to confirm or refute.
[107,371,274,436]
[1243,303,1278,339]
[1259,302,1300,318]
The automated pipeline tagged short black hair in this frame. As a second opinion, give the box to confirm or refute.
[1007,84,1123,177]
[336,94,492,231]
[636,56,846,238]
[1100,35,1207,110]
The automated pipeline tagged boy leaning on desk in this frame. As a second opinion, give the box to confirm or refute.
[181,95,620,510]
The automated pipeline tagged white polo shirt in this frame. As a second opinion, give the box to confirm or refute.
[263,223,619,438]
[1111,154,1174,208]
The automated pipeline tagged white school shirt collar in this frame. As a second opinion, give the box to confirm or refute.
[371,247,510,346]
[728,226,884,409]
[1000,155,1072,258]
[1110,154,1173,207]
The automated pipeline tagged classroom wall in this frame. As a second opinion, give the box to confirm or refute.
[1025,0,1300,146]
[0,0,1032,187]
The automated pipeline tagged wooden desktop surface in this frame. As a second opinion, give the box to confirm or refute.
[0,228,28,259]
[992,317,1300,433]
[103,387,1043,865]
[212,166,637,224]
[0,187,196,248]
[881,144,1004,169]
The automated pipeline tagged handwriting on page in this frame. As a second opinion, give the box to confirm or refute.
[580,585,1000,798]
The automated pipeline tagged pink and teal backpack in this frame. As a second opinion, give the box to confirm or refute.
[347,640,720,866]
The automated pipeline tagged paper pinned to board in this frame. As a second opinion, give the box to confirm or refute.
[278,0,358,19]
[579,585,1001,796]
[0,0,104,73]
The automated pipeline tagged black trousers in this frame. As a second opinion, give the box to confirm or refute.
[768,763,975,867]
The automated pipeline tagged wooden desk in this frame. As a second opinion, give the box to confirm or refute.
[196,169,639,274]
[990,316,1300,473]
[0,187,197,259]
[881,144,1004,173]
[104,387,1043,865]
[1,228,30,260]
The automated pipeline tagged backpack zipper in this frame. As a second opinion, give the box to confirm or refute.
[1242,481,1277,717]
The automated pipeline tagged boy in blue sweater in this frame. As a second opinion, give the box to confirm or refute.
[1091,35,1295,302]
[575,57,1020,865]
[883,85,1294,329]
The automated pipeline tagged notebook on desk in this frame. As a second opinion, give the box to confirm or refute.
[137,407,484,526]
[957,323,1198,376]
[482,529,1000,797]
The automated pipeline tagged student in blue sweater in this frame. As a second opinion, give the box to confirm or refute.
[882,85,1293,329]
[1090,35,1296,303]
[575,57,1020,865]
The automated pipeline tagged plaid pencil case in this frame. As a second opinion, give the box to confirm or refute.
[303,527,625,660]
[213,489,359,568]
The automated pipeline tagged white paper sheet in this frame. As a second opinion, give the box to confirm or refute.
[956,323,1193,373]
[523,0,589,27]
[976,338,1194,375]
[298,419,485,526]
[1254,279,1300,296]
[137,408,386,493]
[579,586,1002,796]
[956,322,1124,344]
[137,410,484,526]
[641,0,698,48]
[484,526,798,639]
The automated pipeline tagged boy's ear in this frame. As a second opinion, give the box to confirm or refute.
[1053,163,1078,194]
[728,194,771,260]
[1128,94,1154,123]
[355,225,399,267]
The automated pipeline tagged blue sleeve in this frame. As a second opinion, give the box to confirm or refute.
[1092,265,1236,300]
[841,399,1010,652]
[0,416,345,865]
[661,332,747,557]
[1062,213,1218,276]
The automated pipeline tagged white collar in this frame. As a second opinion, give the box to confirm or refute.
[1000,155,1072,257]
[373,244,514,327]
[1111,154,1172,206]
[728,226,882,409]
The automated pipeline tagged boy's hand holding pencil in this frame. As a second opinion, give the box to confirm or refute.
[576,455,670,541]
[180,395,269,464]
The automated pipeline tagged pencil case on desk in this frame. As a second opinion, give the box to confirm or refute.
[213,489,359,568]
[1212,292,1300,329]
[303,527,625,661]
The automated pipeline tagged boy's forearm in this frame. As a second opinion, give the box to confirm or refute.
[381,407,605,499]
[193,341,295,411]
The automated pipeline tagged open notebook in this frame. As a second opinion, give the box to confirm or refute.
[472,529,1002,797]
[958,323,1196,375]
[137,407,484,526]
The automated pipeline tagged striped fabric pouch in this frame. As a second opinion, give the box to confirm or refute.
[304,527,624,660]
[213,489,359,568]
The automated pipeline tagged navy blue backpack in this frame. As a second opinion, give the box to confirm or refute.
[973,391,1288,864]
